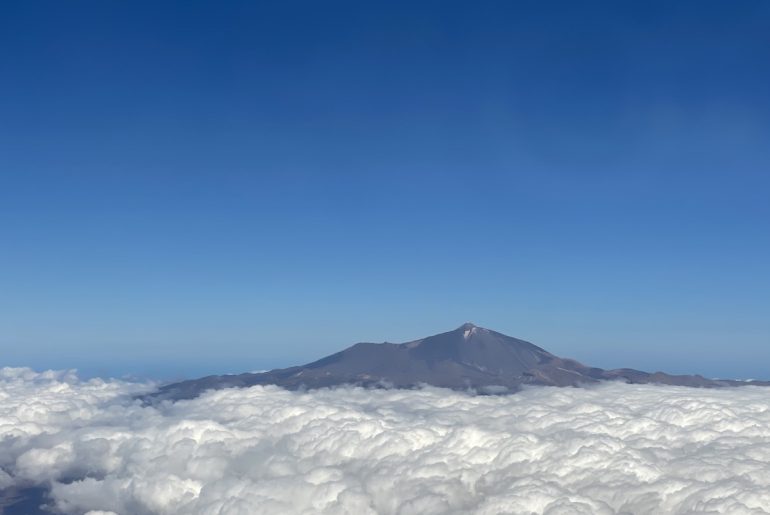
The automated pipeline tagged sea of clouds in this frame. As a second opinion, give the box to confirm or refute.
[2,367,770,514]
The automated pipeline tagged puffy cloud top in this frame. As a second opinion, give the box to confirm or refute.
[2,367,770,514]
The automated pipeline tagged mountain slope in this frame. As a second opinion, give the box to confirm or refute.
[151,323,768,402]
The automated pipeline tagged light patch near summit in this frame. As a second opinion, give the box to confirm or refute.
[462,323,481,340]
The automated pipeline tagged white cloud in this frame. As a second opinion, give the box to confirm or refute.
[2,366,770,514]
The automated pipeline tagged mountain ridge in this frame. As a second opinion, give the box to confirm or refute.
[150,323,770,402]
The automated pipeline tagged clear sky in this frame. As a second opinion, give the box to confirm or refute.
[1,1,769,381]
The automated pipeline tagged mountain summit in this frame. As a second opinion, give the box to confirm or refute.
[151,323,769,401]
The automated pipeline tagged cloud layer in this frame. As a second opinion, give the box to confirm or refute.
[2,367,770,514]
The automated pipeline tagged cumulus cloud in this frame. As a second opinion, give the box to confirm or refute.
[2,367,770,514]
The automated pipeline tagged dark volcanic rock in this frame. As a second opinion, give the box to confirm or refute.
[150,323,770,402]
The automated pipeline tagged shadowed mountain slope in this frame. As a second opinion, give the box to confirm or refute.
[151,323,769,402]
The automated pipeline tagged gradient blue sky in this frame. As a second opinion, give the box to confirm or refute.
[1,1,769,380]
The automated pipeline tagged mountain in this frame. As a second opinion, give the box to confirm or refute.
[150,323,769,402]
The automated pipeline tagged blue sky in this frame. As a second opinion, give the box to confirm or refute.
[1,1,769,380]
